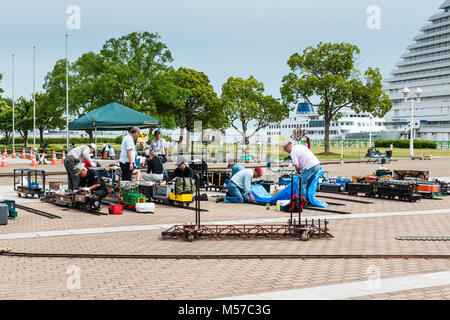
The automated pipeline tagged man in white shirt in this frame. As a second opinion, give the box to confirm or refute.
[283,141,322,204]
[120,127,141,181]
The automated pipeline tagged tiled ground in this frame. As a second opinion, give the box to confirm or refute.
[0,158,449,300]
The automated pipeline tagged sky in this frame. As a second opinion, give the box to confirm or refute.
[0,0,445,101]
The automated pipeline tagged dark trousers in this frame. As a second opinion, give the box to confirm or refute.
[93,189,108,201]
[64,157,80,191]
[120,162,134,181]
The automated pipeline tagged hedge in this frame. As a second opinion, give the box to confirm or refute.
[0,137,118,145]
[375,139,437,149]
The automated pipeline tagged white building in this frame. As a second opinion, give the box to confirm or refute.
[384,0,450,142]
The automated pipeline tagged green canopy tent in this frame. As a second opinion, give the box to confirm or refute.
[69,102,162,155]
[69,102,161,131]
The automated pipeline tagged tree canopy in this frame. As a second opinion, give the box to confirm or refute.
[281,42,392,153]
[221,75,288,145]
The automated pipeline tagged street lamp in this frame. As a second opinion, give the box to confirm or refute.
[401,87,423,158]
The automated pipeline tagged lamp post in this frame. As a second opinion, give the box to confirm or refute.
[369,115,373,148]
[33,46,36,148]
[12,54,15,150]
[401,87,423,158]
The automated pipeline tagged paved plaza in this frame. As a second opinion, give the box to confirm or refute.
[0,158,449,300]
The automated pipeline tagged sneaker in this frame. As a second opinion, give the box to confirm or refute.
[216,196,225,203]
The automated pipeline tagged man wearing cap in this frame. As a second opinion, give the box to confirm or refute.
[74,164,108,207]
[168,157,194,181]
[120,127,141,181]
[217,168,263,204]
[148,130,169,179]
[282,141,321,203]
[65,144,97,191]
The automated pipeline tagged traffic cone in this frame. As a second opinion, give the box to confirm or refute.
[3,148,7,158]
[51,151,58,165]
[61,151,66,164]
[1,155,8,167]
[21,150,26,160]
[30,153,38,167]
[12,148,17,159]
[29,151,33,160]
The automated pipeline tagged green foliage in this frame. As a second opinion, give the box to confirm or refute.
[281,42,392,152]
[0,99,13,144]
[221,75,288,144]
[375,139,437,149]
[44,31,174,127]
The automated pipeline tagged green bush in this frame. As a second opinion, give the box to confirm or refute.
[0,137,119,145]
[374,139,437,149]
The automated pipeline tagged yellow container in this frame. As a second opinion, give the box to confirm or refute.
[169,193,193,202]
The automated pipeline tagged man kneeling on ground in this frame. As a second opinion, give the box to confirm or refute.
[74,164,108,206]
[217,168,263,204]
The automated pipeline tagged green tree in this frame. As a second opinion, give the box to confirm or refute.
[43,31,175,136]
[0,99,13,145]
[15,97,34,148]
[160,67,225,152]
[0,73,4,96]
[281,42,392,153]
[221,75,288,145]
[34,92,65,147]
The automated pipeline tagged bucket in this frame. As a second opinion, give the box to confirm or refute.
[108,204,123,215]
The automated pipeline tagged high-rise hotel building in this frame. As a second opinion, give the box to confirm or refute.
[384,0,450,142]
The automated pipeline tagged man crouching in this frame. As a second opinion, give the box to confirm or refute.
[73,164,108,209]
[216,168,263,204]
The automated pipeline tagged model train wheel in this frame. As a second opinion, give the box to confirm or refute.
[301,231,310,241]
[17,193,21,197]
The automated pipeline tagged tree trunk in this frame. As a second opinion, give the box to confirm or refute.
[185,128,191,154]
[87,130,94,143]
[39,128,45,148]
[324,111,331,153]
[178,127,184,153]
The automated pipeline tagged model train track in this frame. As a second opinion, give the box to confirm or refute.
[316,194,374,204]
[303,206,352,215]
[14,204,62,219]
[1,250,449,260]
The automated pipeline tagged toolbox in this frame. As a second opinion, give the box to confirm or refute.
[108,204,123,215]
[0,204,8,225]
[170,193,193,202]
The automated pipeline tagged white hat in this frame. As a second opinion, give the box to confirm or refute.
[74,163,87,175]
[88,143,97,151]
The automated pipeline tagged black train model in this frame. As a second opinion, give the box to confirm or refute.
[346,180,421,202]
[44,191,102,211]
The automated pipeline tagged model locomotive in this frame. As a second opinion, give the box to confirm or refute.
[43,190,102,211]
[346,180,422,202]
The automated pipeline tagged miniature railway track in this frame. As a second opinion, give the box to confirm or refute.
[1,250,449,260]
[316,194,374,204]
[303,206,352,215]
[14,204,62,219]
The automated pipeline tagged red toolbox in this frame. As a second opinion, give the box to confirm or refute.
[109,204,123,215]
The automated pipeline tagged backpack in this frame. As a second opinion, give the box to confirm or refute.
[174,177,196,195]
[283,194,306,213]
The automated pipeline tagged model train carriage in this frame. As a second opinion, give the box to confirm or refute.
[152,183,194,207]
[345,182,376,197]
[47,191,102,211]
[122,188,146,210]
[417,183,441,199]
[375,180,421,202]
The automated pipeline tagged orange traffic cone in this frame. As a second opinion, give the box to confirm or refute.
[21,150,27,160]
[3,148,7,158]
[30,153,38,167]
[51,151,58,165]
[11,148,17,159]
[61,151,66,164]
[29,151,33,160]
[1,155,8,167]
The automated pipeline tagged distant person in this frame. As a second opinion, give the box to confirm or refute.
[119,127,141,181]
[136,133,148,153]
[306,137,311,150]
[168,156,194,181]
[216,168,263,204]
[283,141,321,205]
[65,144,97,191]
[148,130,169,179]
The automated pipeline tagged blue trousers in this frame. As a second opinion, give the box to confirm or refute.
[301,164,321,204]
[225,182,251,203]
[158,155,169,179]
